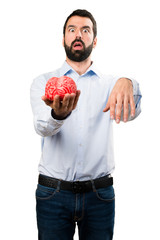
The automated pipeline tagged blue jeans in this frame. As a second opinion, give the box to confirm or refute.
[36,181,115,240]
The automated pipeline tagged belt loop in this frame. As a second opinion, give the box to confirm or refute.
[90,179,96,192]
[56,180,61,192]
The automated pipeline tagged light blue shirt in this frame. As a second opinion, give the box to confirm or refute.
[30,61,141,181]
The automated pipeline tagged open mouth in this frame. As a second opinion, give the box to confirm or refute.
[73,41,83,50]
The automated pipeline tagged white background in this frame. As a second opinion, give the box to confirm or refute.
[1,0,160,239]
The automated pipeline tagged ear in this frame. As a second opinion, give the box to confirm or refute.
[62,35,65,47]
[93,37,97,49]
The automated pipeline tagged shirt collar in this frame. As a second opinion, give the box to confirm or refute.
[59,61,101,78]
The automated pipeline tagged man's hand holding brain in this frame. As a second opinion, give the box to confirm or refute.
[42,76,80,119]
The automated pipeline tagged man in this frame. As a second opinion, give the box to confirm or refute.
[30,9,141,240]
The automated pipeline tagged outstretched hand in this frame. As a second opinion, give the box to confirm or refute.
[103,78,135,123]
[42,90,81,119]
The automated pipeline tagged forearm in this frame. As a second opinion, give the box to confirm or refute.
[33,108,65,137]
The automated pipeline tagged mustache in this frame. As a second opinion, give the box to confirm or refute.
[71,39,85,48]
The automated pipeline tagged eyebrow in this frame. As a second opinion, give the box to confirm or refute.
[68,25,76,28]
[82,26,91,29]
[67,25,91,29]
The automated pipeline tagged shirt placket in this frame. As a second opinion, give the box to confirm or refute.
[75,76,86,180]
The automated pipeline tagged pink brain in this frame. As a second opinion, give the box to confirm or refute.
[45,76,77,100]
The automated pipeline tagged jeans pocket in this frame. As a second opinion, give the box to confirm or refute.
[95,186,115,202]
[36,184,58,201]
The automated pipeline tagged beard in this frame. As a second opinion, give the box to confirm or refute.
[64,39,94,62]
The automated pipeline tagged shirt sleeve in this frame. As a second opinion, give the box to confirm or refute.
[120,77,142,122]
[30,74,65,137]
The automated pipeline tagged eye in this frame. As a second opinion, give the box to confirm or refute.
[83,29,89,33]
[69,28,75,33]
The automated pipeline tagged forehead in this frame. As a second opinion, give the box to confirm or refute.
[66,16,93,29]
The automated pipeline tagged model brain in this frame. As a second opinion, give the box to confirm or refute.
[45,76,77,101]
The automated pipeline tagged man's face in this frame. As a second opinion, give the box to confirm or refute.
[63,16,97,62]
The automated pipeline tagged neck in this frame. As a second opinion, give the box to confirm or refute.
[66,57,92,75]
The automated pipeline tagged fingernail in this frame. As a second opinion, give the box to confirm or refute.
[116,119,120,123]
[111,115,114,120]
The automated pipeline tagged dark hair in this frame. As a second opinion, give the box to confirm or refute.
[63,9,97,38]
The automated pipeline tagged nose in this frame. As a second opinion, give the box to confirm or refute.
[75,29,82,39]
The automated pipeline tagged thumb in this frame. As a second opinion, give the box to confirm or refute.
[41,95,53,106]
[41,95,48,101]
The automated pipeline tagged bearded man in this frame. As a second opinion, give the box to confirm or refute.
[30,9,141,240]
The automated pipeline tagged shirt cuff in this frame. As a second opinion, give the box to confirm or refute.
[51,109,71,120]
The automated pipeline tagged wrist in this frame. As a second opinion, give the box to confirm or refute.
[51,109,71,120]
